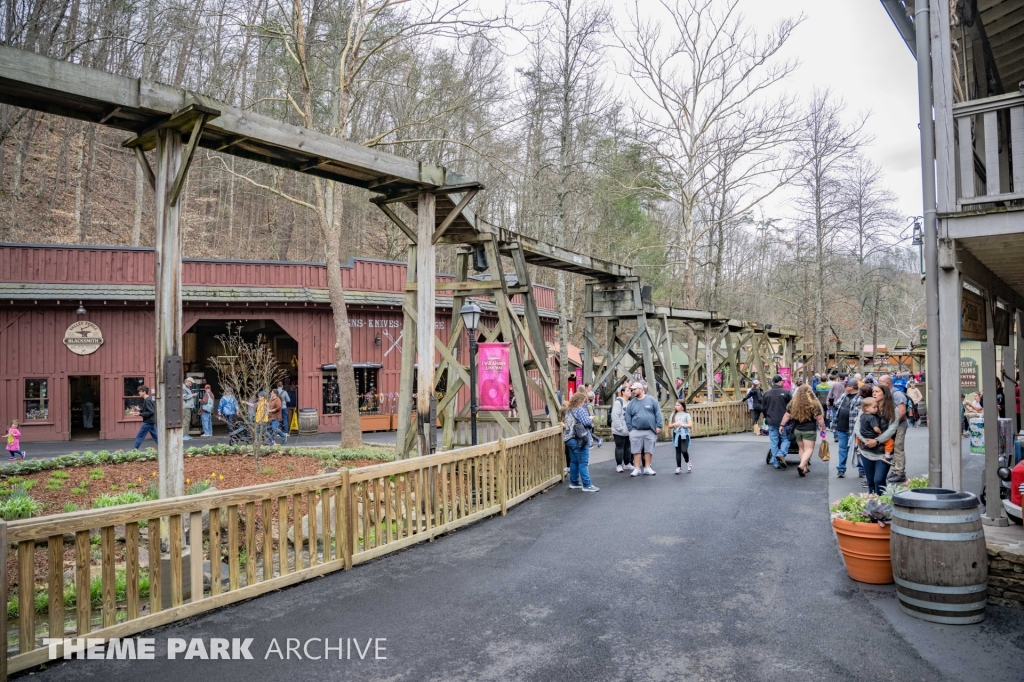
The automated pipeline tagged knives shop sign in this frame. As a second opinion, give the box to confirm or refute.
[63,321,104,355]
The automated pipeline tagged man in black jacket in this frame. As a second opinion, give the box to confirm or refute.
[133,385,158,450]
[744,380,764,435]
[762,375,793,469]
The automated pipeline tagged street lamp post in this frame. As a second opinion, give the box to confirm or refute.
[460,301,482,446]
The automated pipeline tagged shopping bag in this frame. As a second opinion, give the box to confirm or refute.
[818,438,831,461]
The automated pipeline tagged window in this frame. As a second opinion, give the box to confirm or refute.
[355,367,379,414]
[321,364,383,415]
[123,377,145,419]
[24,379,49,421]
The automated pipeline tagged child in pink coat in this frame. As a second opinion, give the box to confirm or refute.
[5,420,25,460]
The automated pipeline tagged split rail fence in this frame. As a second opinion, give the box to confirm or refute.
[0,426,563,678]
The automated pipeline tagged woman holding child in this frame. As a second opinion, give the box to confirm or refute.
[858,384,898,494]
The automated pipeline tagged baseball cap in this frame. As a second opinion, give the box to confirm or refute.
[845,378,858,387]
[772,374,784,384]
[630,382,644,390]
[752,379,760,385]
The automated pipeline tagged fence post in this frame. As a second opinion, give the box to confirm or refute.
[498,438,508,516]
[340,469,353,571]
[0,519,7,682]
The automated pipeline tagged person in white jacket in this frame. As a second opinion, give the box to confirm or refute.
[610,384,634,473]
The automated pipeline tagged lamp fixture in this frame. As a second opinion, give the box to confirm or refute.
[460,301,482,333]
[76,303,87,316]
[374,334,382,346]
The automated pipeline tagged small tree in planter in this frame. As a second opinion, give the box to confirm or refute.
[208,325,287,470]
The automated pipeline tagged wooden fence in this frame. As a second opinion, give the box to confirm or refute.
[593,400,750,438]
[0,426,563,678]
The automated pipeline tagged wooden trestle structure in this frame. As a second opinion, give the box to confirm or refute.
[0,45,802,467]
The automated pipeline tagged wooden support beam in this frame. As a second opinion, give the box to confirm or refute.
[416,193,436,457]
[376,203,416,243]
[168,114,208,207]
[133,147,155,192]
[432,189,478,244]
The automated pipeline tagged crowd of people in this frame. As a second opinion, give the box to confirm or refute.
[131,379,293,450]
[745,369,919,492]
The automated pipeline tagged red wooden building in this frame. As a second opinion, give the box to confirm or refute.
[0,244,559,443]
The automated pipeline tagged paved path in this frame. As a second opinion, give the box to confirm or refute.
[28,432,1024,681]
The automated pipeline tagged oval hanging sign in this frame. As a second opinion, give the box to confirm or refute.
[63,321,104,355]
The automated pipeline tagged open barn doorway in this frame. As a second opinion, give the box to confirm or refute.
[183,319,298,436]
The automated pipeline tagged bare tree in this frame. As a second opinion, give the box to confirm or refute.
[208,325,287,470]
[793,89,866,374]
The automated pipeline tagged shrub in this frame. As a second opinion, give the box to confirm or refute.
[830,493,893,524]
[70,487,87,495]
[0,495,44,520]
[89,469,105,480]
[186,480,213,495]
[63,502,79,513]
[7,569,150,619]
[50,471,71,480]
[93,492,147,508]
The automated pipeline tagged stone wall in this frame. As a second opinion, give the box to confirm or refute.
[986,537,1024,610]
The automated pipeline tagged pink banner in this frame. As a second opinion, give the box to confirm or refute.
[778,367,792,390]
[477,342,511,411]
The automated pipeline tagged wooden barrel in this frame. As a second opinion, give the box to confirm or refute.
[297,408,319,437]
[891,488,987,624]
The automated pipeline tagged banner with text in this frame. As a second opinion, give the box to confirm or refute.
[478,342,511,411]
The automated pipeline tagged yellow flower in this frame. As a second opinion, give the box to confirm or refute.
[186,478,190,484]
[219,475,224,481]
[151,471,157,477]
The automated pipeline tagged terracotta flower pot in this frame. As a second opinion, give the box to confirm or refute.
[832,517,893,584]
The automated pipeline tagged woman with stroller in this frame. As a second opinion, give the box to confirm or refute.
[218,388,240,442]
[780,384,826,477]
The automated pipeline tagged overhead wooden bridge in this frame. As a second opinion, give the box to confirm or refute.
[0,45,802,464]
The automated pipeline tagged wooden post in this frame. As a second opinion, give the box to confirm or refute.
[938,264,963,489]
[1017,310,1024,434]
[498,438,508,516]
[397,244,418,458]
[341,469,353,570]
[155,129,185,498]
[0,520,7,682]
[417,192,436,457]
[705,323,715,404]
[583,283,595,390]
[980,292,1007,525]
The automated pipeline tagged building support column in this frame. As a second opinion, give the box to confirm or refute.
[397,244,418,458]
[937,252,962,490]
[704,324,715,404]
[1017,310,1024,433]
[980,292,1008,525]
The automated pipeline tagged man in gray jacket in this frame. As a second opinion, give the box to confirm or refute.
[610,384,634,473]
[182,378,196,440]
[625,381,663,477]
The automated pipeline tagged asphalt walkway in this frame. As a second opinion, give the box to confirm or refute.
[24,431,1024,681]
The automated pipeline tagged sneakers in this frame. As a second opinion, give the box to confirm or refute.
[836,471,845,478]
[623,464,635,472]
[564,467,571,474]
[183,435,193,440]
[887,474,908,484]
[630,468,642,477]
[643,467,656,476]
[858,471,866,478]
[581,485,600,492]
[568,483,583,490]
[615,465,624,473]
[777,457,787,469]
[675,467,682,475]
[687,463,692,473]
[861,481,869,488]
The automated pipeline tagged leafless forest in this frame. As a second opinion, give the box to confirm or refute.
[0,0,925,374]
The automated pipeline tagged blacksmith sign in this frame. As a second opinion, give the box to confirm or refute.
[960,289,986,341]
[63,321,104,355]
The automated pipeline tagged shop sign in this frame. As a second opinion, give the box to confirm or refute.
[960,357,978,393]
[63,321,104,355]
[961,290,986,341]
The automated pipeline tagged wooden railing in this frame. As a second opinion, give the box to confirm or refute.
[952,91,1024,208]
[0,426,563,677]
[593,400,750,437]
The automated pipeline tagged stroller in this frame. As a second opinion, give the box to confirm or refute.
[765,421,800,465]
[227,416,275,447]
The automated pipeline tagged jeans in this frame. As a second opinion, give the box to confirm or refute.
[768,426,789,466]
[270,419,288,442]
[567,438,592,488]
[81,402,94,429]
[862,457,890,495]
[183,408,193,439]
[836,430,851,473]
[613,434,630,466]
[133,422,158,449]
[200,411,213,436]
[281,407,289,433]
